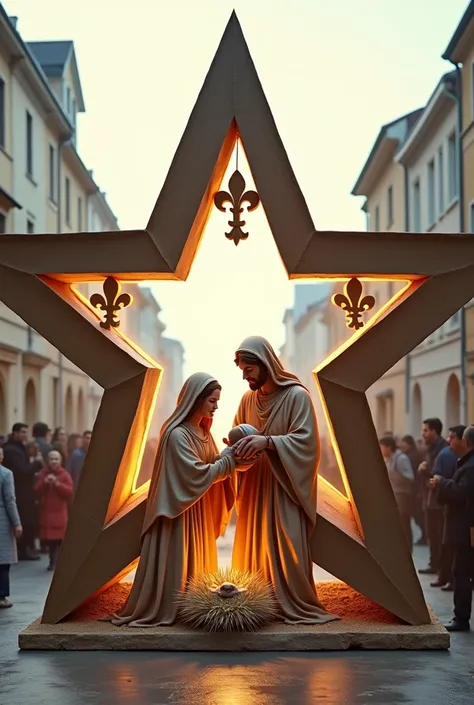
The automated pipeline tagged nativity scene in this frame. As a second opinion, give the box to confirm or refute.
[9,11,474,649]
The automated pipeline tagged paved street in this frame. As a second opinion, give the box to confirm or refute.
[1,535,474,705]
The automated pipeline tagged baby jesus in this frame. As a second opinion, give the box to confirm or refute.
[220,424,262,468]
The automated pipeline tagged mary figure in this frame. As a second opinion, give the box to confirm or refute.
[111,372,236,627]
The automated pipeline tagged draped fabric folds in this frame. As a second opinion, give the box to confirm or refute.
[232,336,338,624]
[111,372,235,627]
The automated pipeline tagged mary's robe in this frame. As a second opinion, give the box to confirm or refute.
[111,423,235,627]
[232,384,337,624]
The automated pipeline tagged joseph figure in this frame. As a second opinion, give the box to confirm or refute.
[228,336,338,624]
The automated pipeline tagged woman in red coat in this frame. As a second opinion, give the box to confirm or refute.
[35,450,73,571]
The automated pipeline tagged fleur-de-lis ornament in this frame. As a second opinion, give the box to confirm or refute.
[89,277,132,329]
[214,170,260,245]
[332,277,376,331]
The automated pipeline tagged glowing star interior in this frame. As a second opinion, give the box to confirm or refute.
[6,12,474,630]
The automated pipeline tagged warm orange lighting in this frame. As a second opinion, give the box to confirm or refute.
[318,474,349,503]
[71,283,163,512]
[316,280,414,371]
[312,278,418,536]
[314,373,353,503]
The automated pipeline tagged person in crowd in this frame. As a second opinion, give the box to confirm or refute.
[0,446,22,608]
[416,438,426,454]
[66,433,81,460]
[51,442,67,468]
[429,425,467,591]
[418,418,448,576]
[2,423,39,561]
[52,427,68,446]
[35,450,73,571]
[25,441,46,553]
[25,441,44,470]
[400,434,426,545]
[379,436,414,549]
[52,427,68,464]
[431,425,474,632]
[67,430,91,490]
[32,422,52,464]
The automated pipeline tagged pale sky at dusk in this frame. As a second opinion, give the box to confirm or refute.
[3,0,470,441]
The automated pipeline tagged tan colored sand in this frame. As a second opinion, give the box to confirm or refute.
[70,580,401,624]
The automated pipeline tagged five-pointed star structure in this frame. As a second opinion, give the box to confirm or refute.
[4,13,472,626]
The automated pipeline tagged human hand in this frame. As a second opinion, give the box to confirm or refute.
[418,461,428,474]
[429,475,441,489]
[46,474,55,484]
[14,525,23,539]
[233,435,268,460]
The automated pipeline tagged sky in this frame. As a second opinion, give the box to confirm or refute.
[3,0,470,441]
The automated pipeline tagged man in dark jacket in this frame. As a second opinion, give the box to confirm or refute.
[430,425,467,591]
[431,425,474,632]
[418,418,449,576]
[2,423,40,560]
[32,422,52,464]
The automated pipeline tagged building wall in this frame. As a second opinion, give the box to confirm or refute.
[460,49,474,423]
[0,51,13,209]
[11,66,48,234]
[406,106,459,235]
[362,159,407,436]
[0,31,110,435]
[403,102,462,433]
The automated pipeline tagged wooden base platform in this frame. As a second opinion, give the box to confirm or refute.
[19,580,449,651]
[19,610,448,651]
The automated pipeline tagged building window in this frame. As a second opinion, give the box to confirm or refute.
[0,212,6,234]
[448,132,458,202]
[413,179,421,232]
[49,145,55,202]
[67,86,71,114]
[0,77,5,148]
[65,177,71,224]
[374,205,380,232]
[26,111,33,176]
[78,197,82,230]
[27,219,34,234]
[387,186,393,227]
[428,159,435,226]
[438,146,444,215]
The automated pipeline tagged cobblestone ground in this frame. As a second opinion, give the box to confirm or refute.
[1,525,474,705]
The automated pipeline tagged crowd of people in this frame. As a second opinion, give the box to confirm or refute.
[0,422,91,608]
[380,419,474,632]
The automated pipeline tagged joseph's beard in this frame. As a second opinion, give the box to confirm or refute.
[248,372,267,391]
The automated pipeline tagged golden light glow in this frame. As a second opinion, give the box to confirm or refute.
[70,283,163,513]
[316,279,415,371]
[311,278,419,536]
[318,472,349,503]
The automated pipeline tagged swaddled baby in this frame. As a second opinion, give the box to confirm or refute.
[220,424,261,465]
[228,423,260,446]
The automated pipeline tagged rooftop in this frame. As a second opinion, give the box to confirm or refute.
[27,40,73,78]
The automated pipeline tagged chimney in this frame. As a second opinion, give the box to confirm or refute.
[9,16,18,30]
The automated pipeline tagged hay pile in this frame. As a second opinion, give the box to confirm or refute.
[177,568,277,632]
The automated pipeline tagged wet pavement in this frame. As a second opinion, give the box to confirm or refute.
[1,534,474,705]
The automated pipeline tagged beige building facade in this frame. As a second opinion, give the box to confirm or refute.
[396,73,462,434]
[443,2,474,425]
[0,11,183,437]
[350,111,422,436]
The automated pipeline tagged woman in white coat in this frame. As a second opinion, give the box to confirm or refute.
[0,446,23,608]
